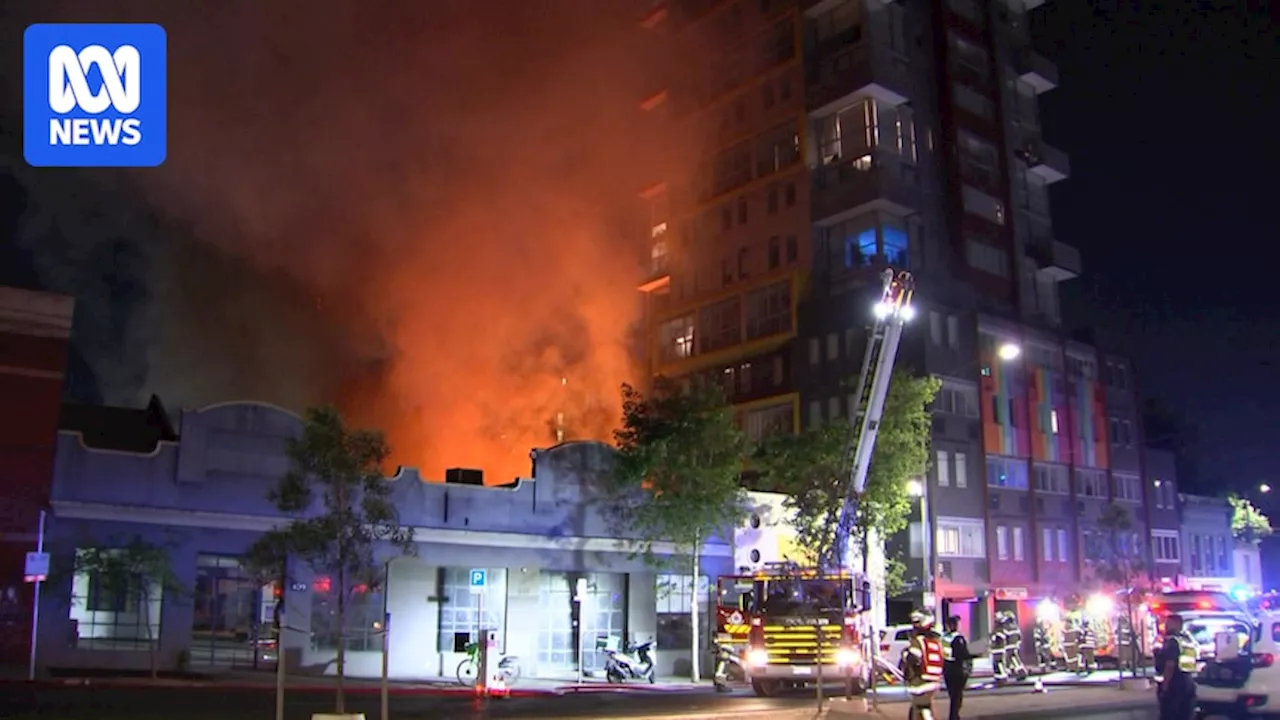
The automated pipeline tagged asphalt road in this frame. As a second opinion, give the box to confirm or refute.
[0,684,1158,720]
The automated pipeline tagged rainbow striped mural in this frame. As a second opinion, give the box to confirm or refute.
[1071,378,1110,468]
[1029,367,1071,462]
[980,353,1030,458]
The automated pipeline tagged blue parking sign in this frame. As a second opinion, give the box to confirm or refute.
[469,569,486,593]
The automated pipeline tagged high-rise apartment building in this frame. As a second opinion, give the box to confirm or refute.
[635,0,1156,641]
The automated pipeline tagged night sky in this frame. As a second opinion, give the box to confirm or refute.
[1037,2,1277,498]
[1,6,1276,500]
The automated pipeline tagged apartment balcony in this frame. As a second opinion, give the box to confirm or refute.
[1015,141,1070,184]
[810,153,916,226]
[637,252,672,293]
[1014,48,1059,94]
[806,40,909,118]
[1028,239,1081,281]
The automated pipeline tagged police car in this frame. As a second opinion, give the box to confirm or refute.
[1195,610,1277,717]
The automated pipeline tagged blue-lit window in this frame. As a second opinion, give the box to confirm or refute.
[843,228,878,268]
[883,225,909,266]
[838,219,910,269]
[986,457,1028,489]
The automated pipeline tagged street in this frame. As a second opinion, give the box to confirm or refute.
[0,682,1160,720]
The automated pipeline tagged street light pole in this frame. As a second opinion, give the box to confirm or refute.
[921,483,937,627]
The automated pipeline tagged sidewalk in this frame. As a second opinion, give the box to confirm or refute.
[827,684,1155,719]
[1,666,707,696]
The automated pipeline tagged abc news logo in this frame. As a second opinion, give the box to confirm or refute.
[48,44,143,147]
[23,24,167,168]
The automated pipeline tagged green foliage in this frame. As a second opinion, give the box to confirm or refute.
[1230,495,1273,545]
[883,556,906,597]
[606,375,748,564]
[248,405,416,581]
[1094,501,1144,588]
[72,535,185,677]
[753,370,937,586]
[246,406,414,712]
[754,419,848,568]
[853,371,939,556]
[72,535,185,603]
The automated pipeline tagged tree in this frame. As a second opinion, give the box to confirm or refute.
[753,371,937,600]
[605,375,748,682]
[847,371,938,598]
[246,406,415,713]
[1094,502,1145,677]
[72,535,185,679]
[1229,495,1273,545]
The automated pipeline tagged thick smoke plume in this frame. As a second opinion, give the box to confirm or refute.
[4,1,684,482]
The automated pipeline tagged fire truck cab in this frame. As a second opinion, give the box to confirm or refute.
[717,563,871,697]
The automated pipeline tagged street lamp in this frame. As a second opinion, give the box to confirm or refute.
[1260,484,1271,495]
[996,342,1021,361]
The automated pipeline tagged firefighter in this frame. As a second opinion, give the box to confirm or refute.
[900,609,945,720]
[941,616,971,720]
[1080,617,1097,674]
[1062,615,1082,673]
[1157,614,1198,720]
[989,612,1009,683]
[1034,620,1053,671]
[998,607,1029,676]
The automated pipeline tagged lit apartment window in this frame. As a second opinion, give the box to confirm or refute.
[1033,463,1069,494]
[987,456,1029,490]
[954,453,967,488]
[1114,473,1142,503]
[936,518,986,558]
[996,526,1009,560]
[1074,468,1106,498]
[1152,531,1181,563]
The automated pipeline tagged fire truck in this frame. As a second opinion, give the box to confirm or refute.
[719,269,916,697]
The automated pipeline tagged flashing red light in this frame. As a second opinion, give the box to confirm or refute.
[1149,602,1162,611]
[1254,653,1275,668]
[352,583,369,594]
[1197,600,1213,610]
[313,576,332,594]
[272,585,282,598]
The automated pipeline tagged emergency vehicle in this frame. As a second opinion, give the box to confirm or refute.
[724,269,916,697]
[717,563,871,697]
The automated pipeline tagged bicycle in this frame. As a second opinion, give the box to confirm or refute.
[456,641,521,687]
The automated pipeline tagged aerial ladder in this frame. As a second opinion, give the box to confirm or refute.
[836,267,916,685]
[834,267,917,566]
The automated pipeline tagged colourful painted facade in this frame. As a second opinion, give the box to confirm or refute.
[1028,366,1071,463]
[980,351,1030,458]
[1070,377,1110,469]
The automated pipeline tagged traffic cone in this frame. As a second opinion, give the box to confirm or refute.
[1033,678,1045,693]
[489,672,510,699]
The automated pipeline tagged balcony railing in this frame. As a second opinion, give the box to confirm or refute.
[1014,48,1059,94]
[1015,141,1070,184]
[1028,239,1081,281]
[811,152,917,224]
[806,42,909,117]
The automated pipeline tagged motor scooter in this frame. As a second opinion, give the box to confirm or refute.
[604,640,656,684]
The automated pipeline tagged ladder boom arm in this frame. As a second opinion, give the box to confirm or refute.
[836,270,916,547]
